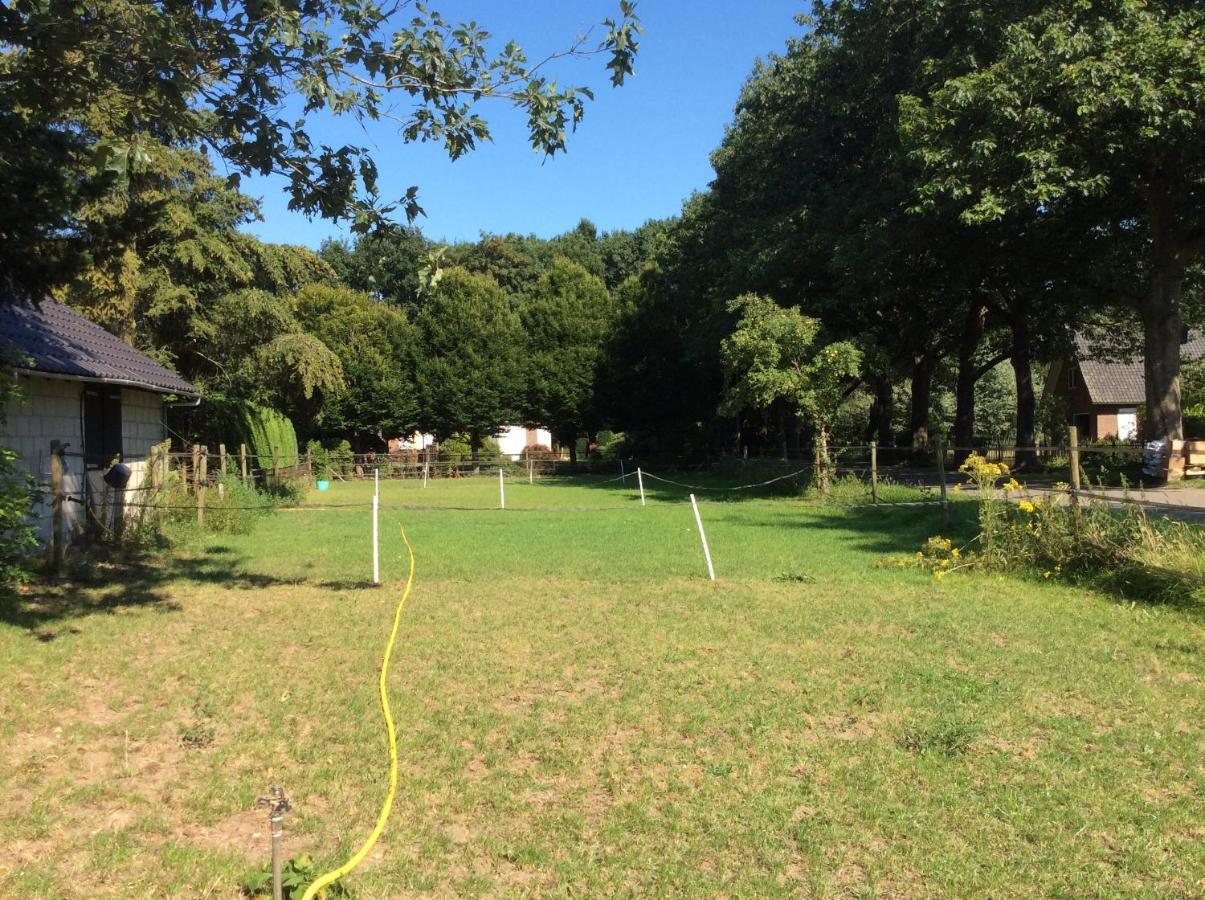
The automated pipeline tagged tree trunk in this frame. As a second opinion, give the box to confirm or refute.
[469,428,481,461]
[813,422,830,495]
[1142,264,1186,444]
[1010,312,1037,469]
[909,351,935,454]
[953,303,987,463]
[874,372,894,446]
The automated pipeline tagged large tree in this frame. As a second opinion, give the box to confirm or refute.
[0,0,641,297]
[900,0,1205,443]
[719,294,861,490]
[296,283,420,448]
[519,258,616,458]
[414,267,524,452]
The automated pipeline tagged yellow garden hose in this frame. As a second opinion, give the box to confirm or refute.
[301,527,416,900]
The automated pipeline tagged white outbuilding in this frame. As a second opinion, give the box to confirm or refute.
[0,299,199,548]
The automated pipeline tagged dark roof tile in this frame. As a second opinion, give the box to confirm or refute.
[0,299,198,396]
[1075,332,1205,406]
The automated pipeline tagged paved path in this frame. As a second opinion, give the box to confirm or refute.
[873,465,1205,521]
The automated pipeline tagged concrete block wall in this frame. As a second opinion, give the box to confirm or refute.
[2,375,169,545]
[3,375,86,542]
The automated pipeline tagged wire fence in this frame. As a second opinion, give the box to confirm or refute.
[33,429,1205,573]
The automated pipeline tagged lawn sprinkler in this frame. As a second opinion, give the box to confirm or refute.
[257,785,291,900]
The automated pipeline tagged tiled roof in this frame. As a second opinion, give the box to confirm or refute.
[0,299,198,396]
[1075,332,1205,406]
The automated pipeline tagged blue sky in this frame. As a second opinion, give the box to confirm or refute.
[240,1,805,248]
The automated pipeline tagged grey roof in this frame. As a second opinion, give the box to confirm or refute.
[0,299,198,396]
[1075,332,1205,406]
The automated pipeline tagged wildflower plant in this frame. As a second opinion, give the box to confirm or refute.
[957,453,1023,564]
[886,451,1205,603]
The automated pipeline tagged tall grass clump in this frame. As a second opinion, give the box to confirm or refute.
[164,474,274,535]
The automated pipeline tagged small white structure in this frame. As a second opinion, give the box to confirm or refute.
[494,425,552,460]
[0,300,199,547]
[389,431,437,452]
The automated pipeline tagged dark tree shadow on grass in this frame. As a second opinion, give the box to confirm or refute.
[766,502,1205,618]
[1,543,379,636]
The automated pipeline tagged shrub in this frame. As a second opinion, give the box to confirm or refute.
[438,434,500,462]
[306,439,353,480]
[889,452,1205,602]
[306,439,330,479]
[0,444,37,582]
[243,404,299,470]
[165,474,273,535]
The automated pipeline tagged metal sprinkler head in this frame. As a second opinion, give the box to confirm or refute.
[258,784,292,821]
[257,786,292,900]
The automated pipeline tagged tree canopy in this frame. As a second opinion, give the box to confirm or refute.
[0,0,641,297]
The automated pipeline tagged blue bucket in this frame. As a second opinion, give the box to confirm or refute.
[316,480,330,491]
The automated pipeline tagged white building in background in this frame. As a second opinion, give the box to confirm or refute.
[495,426,553,460]
[388,426,553,459]
[0,299,199,547]
[390,431,436,452]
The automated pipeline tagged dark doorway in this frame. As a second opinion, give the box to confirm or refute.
[83,386,123,467]
[1073,413,1091,442]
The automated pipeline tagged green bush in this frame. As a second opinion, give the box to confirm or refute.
[165,474,272,535]
[438,434,500,462]
[0,445,37,582]
[243,404,298,470]
[895,453,1205,603]
[307,439,354,480]
[0,372,38,581]
[306,439,330,479]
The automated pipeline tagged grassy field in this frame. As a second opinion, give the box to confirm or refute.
[1,475,1202,897]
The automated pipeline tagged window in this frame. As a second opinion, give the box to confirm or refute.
[83,386,122,467]
[1067,366,1079,390]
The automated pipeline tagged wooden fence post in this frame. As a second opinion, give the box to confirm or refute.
[219,443,227,477]
[869,440,879,505]
[1068,425,1082,533]
[239,443,249,484]
[935,438,949,525]
[197,447,207,528]
[191,444,200,495]
[149,440,168,529]
[50,441,64,574]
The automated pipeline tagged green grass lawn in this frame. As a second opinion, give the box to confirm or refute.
[1,476,1202,897]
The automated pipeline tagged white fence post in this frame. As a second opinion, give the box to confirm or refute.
[374,466,379,498]
[690,493,716,582]
[637,467,646,507]
[372,493,380,585]
[499,467,505,510]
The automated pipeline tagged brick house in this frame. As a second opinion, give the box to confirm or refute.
[1045,333,1205,442]
[0,299,198,546]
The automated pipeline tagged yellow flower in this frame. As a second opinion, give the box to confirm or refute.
[1018,500,1035,514]
[934,570,945,581]
[940,558,951,568]
[952,483,962,493]
[1002,478,1022,492]
[951,547,960,559]
[1054,481,1070,492]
